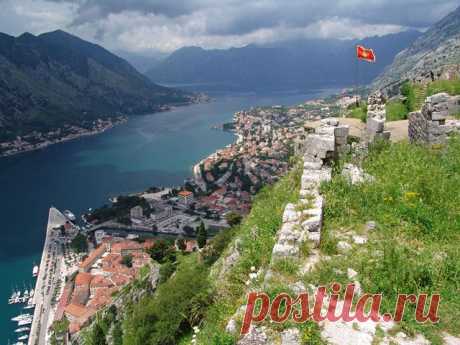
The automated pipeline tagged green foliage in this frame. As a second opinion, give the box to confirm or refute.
[346,101,367,123]
[272,258,299,277]
[91,323,107,345]
[427,79,460,96]
[121,255,133,268]
[147,240,176,264]
[320,136,460,338]
[401,81,416,112]
[176,236,187,251]
[386,100,409,121]
[202,227,237,266]
[197,221,208,249]
[225,212,243,226]
[112,322,123,345]
[197,164,302,343]
[299,321,326,345]
[123,257,211,345]
[87,196,151,224]
[159,261,176,284]
[70,233,88,253]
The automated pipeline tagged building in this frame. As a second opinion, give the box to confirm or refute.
[178,190,194,205]
[130,205,144,220]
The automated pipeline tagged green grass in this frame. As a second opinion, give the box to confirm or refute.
[386,101,409,121]
[427,79,460,97]
[317,137,460,341]
[272,258,299,277]
[346,102,367,123]
[196,164,302,343]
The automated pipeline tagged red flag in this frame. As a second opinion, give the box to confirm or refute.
[356,45,376,63]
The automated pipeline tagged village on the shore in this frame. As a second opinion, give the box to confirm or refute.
[9,92,362,344]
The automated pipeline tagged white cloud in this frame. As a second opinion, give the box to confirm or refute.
[0,0,457,54]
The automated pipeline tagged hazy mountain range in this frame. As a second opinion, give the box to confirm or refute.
[374,5,460,90]
[146,31,422,92]
[0,30,190,139]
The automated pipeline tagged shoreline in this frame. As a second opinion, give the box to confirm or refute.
[0,118,127,159]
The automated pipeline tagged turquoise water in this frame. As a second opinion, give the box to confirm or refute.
[0,90,335,342]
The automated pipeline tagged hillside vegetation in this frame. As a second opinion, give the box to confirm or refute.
[317,137,460,344]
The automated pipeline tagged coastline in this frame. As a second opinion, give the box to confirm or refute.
[0,117,128,159]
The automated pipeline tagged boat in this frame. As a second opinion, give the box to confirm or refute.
[64,210,76,221]
[17,335,28,341]
[32,265,39,277]
[17,319,32,326]
[11,314,31,322]
[14,327,30,333]
[12,342,25,345]
[23,305,35,310]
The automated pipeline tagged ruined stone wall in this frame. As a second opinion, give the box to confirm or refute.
[366,92,391,141]
[408,92,460,144]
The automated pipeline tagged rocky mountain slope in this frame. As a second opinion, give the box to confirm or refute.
[147,31,421,92]
[0,30,191,140]
[373,6,460,91]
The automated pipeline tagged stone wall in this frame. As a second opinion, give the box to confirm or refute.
[408,92,460,144]
[270,118,349,261]
[366,92,391,141]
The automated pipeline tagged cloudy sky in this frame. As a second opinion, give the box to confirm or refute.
[0,0,458,55]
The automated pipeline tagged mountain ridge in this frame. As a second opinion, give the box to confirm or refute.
[373,6,460,91]
[0,30,191,140]
[147,30,422,91]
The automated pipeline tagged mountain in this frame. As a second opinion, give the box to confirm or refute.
[373,6,460,90]
[115,50,165,73]
[146,31,421,92]
[0,30,191,139]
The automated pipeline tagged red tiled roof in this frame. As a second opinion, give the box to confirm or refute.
[65,303,87,319]
[178,190,193,197]
[75,272,93,286]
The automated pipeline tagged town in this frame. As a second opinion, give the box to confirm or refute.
[0,117,127,157]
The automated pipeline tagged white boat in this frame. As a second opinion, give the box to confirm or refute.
[11,314,31,322]
[29,289,34,298]
[23,305,35,310]
[12,342,25,345]
[17,335,28,341]
[17,319,32,326]
[32,265,39,277]
[14,327,30,333]
[64,210,76,221]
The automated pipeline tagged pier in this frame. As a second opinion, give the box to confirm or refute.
[28,207,67,345]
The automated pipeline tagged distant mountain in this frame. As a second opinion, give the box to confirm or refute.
[146,31,421,92]
[0,30,191,139]
[115,50,165,73]
[374,6,460,90]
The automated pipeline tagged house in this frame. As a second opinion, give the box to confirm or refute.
[130,205,144,220]
[178,190,194,205]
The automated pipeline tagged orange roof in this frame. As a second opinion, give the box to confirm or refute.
[178,190,193,197]
[80,244,107,270]
[110,240,144,253]
[69,322,81,334]
[65,303,88,319]
[75,272,93,286]
[90,275,113,289]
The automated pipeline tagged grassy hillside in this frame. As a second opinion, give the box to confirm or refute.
[317,137,460,344]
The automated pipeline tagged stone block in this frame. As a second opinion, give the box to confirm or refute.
[301,215,322,232]
[431,111,449,121]
[304,160,323,170]
[316,126,335,136]
[427,92,450,104]
[334,125,349,138]
[367,117,385,133]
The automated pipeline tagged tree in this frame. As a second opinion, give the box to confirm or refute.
[121,254,133,268]
[148,240,176,263]
[197,221,207,249]
[91,323,107,345]
[70,233,88,253]
[225,211,243,226]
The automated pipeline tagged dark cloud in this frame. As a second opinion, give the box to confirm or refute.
[0,0,458,53]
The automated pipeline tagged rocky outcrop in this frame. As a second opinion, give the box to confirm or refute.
[373,6,460,92]
[408,92,460,144]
